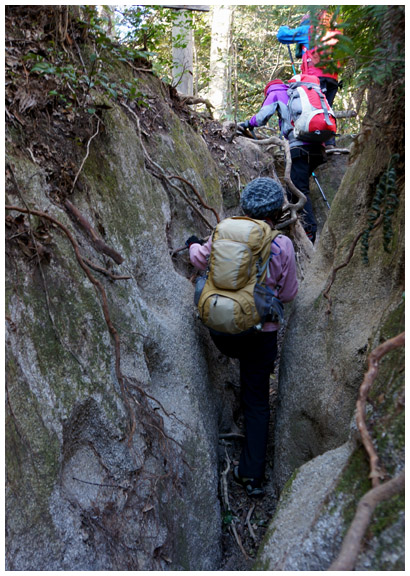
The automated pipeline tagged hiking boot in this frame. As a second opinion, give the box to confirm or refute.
[233,465,265,498]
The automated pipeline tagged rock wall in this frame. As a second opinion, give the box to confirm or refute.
[257,95,405,569]
[273,134,404,491]
[6,76,231,568]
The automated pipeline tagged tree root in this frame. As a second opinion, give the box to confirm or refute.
[334,110,357,119]
[6,203,187,480]
[323,230,365,313]
[179,94,214,114]
[7,168,86,368]
[356,331,405,487]
[328,332,405,570]
[65,199,124,264]
[239,133,307,230]
[221,449,249,561]
[121,101,218,230]
[328,470,405,571]
[70,117,101,194]
[168,174,220,223]
[323,217,382,314]
[219,432,245,440]
[64,116,125,265]
[246,504,257,543]
[5,204,136,439]
[83,257,131,280]
[325,147,350,155]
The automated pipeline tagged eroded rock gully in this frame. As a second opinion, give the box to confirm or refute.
[6,10,404,569]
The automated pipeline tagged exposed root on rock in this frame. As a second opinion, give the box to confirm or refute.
[329,331,405,571]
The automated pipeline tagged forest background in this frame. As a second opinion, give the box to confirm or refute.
[26,4,404,137]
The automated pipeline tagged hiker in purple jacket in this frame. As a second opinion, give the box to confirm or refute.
[186,177,298,497]
[238,79,326,243]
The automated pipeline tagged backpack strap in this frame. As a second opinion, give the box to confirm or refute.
[256,230,281,282]
[276,101,293,137]
[317,88,332,125]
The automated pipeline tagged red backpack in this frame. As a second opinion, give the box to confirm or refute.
[286,74,337,143]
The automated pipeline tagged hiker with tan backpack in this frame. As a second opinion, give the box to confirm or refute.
[186,177,298,497]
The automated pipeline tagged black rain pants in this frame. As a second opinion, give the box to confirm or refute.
[210,329,278,482]
[290,144,327,242]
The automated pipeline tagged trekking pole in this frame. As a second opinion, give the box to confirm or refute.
[287,45,297,75]
[312,171,331,209]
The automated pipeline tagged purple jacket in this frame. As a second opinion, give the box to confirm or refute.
[189,233,298,332]
[249,82,290,130]
[249,81,322,148]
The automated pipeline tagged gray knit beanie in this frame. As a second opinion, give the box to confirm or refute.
[240,177,284,219]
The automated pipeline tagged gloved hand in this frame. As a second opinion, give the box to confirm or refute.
[185,235,203,248]
[237,120,257,139]
[238,120,250,131]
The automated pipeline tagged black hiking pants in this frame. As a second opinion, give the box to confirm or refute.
[290,144,327,242]
[210,329,278,483]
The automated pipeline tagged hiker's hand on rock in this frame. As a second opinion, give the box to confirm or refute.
[238,121,257,139]
[185,235,203,248]
[238,120,250,131]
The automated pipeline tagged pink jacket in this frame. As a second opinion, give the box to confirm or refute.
[301,48,338,81]
[189,233,298,332]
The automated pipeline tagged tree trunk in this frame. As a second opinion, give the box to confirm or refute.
[172,10,194,95]
[208,5,233,119]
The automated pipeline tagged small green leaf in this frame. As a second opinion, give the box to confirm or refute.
[31,62,56,74]
[223,511,233,525]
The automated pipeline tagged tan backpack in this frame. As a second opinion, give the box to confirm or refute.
[196,216,283,334]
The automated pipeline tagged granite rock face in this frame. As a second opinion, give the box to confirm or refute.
[257,97,404,571]
[5,86,228,570]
